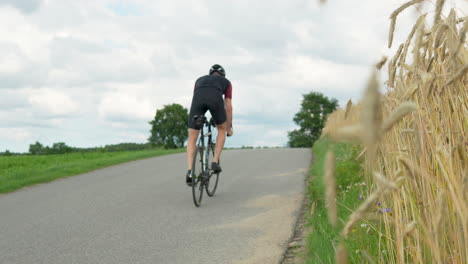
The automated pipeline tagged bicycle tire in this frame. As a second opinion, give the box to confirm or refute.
[205,143,220,197]
[192,146,204,207]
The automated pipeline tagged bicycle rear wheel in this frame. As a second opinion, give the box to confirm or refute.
[192,146,204,207]
[205,143,220,197]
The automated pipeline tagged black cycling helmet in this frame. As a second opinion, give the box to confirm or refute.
[209,64,226,76]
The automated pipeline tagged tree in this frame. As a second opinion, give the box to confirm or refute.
[288,92,338,148]
[1,150,12,156]
[50,142,73,154]
[149,104,189,149]
[29,141,45,155]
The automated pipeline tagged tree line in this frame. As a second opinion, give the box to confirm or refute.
[0,142,155,156]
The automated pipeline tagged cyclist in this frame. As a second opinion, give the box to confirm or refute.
[186,64,234,186]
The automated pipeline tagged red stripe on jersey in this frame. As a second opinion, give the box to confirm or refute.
[225,83,232,99]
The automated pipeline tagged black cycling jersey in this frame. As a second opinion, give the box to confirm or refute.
[194,75,232,99]
[188,75,232,130]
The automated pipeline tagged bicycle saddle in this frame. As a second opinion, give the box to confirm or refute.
[193,115,207,129]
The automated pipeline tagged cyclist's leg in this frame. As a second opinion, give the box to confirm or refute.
[187,93,207,171]
[187,128,200,170]
[213,122,227,163]
[207,95,228,164]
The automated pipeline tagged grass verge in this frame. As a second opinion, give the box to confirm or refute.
[306,139,384,263]
[0,149,184,193]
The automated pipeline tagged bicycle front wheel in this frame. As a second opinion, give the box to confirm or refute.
[205,143,219,197]
[192,146,204,207]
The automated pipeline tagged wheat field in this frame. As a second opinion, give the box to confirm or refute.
[321,0,467,262]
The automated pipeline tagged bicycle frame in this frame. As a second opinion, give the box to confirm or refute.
[197,119,215,172]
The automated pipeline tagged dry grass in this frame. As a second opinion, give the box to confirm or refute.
[321,2,468,263]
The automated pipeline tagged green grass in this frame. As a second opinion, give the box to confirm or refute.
[306,139,384,263]
[0,149,184,193]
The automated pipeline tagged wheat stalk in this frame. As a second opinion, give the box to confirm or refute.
[458,143,468,169]
[382,102,417,133]
[390,0,425,19]
[361,71,382,150]
[388,62,397,88]
[336,243,348,264]
[441,64,468,92]
[393,44,405,66]
[404,221,417,237]
[398,158,416,179]
[376,56,388,70]
[331,125,363,142]
[452,20,467,60]
[388,0,426,48]
[462,170,468,201]
[412,21,425,66]
[344,99,353,120]
[412,120,422,155]
[434,191,446,239]
[434,0,446,26]
[389,17,397,48]
[374,171,398,190]
[434,23,448,48]
[401,14,428,66]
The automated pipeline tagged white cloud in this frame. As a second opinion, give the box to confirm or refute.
[0,127,32,152]
[0,42,47,89]
[0,89,29,109]
[28,88,79,117]
[0,44,25,74]
[98,90,154,122]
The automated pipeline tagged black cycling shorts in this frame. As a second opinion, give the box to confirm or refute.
[188,90,226,130]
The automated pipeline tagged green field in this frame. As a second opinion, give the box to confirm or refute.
[305,140,384,263]
[0,149,184,193]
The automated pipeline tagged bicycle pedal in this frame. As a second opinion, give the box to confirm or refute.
[200,172,209,181]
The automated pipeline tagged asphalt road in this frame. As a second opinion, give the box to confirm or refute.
[0,148,311,264]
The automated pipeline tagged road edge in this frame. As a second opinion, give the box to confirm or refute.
[280,150,314,264]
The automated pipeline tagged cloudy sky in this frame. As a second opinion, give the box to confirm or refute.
[1,0,466,152]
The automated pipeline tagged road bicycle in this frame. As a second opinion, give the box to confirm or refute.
[191,115,220,207]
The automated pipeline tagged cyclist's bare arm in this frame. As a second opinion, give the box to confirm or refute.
[225,98,233,136]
